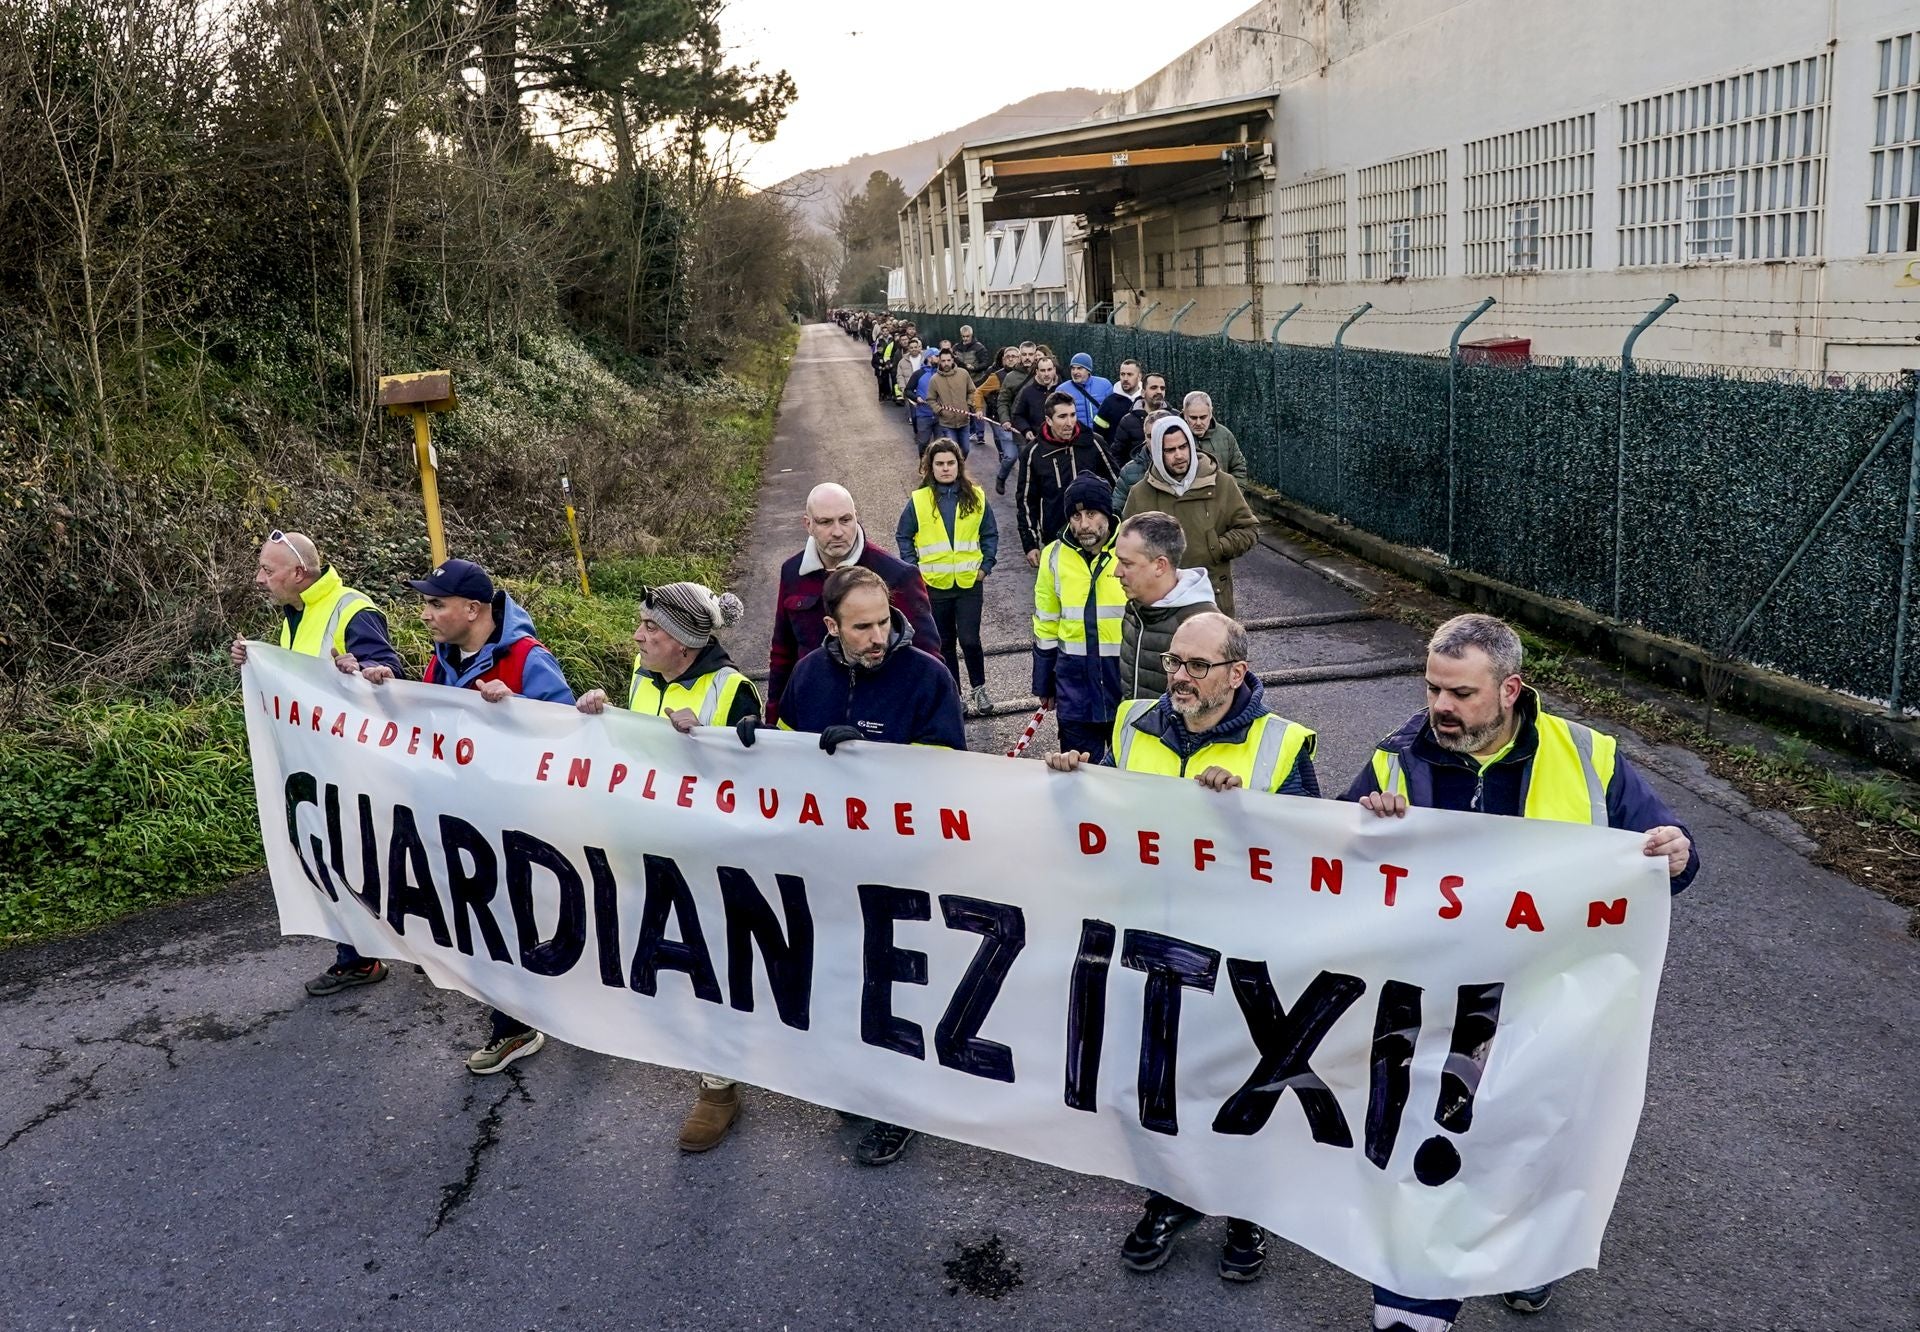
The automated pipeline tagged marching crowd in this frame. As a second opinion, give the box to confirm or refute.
[236,316,1700,1332]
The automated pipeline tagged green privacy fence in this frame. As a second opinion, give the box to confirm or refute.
[900,311,1920,711]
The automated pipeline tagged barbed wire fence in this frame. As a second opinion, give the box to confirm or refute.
[900,304,1920,713]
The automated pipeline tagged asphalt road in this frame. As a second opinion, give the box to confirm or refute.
[4,324,1915,1331]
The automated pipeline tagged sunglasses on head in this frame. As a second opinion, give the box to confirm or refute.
[268,529,312,571]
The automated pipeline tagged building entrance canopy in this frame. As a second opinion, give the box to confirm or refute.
[899,93,1277,311]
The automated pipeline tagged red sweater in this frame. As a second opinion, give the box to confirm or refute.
[764,537,942,724]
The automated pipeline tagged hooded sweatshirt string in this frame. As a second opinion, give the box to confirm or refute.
[1148,417,1198,497]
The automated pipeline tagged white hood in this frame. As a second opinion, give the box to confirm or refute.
[1155,566,1215,609]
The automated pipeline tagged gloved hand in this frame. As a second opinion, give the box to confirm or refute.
[736,715,761,748]
[818,725,862,755]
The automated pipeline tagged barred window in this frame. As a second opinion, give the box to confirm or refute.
[1275,172,1346,284]
[1358,150,1446,280]
[1464,114,1594,274]
[1191,245,1207,288]
[1870,30,1920,253]
[1618,54,1829,266]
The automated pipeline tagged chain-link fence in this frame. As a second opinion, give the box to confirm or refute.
[902,312,1920,710]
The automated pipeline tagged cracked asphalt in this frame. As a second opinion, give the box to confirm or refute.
[3,324,1916,1331]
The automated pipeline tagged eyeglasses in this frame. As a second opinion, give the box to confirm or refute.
[268,529,312,571]
[1160,653,1243,680]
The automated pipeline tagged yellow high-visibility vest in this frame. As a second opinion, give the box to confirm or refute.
[1033,538,1125,657]
[1111,698,1316,791]
[277,566,375,659]
[627,662,755,726]
[911,486,986,590]
[1371,710,1617,824]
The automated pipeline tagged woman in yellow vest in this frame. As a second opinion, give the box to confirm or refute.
[895,438,998,714]
[575,580,761,1155]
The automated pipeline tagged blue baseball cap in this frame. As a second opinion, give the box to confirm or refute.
[406,557,495,602]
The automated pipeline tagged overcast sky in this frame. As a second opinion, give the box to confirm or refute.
[721,0,1257,187]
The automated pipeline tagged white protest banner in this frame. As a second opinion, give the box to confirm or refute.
[242,644,1670,1298]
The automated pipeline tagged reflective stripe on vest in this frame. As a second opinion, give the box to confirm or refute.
[912,486,985,589]
[1373,713,1614,825]
[1112,699,1315,792]
[1035,540,1125,656]
[277,567,373,659]
[628,663,748,726]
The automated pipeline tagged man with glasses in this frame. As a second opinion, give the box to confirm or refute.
[1046,610,1318,1283]
[230,529,406,998]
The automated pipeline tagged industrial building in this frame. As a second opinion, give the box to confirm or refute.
[899,0,1920,370]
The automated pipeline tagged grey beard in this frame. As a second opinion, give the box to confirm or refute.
[1432,708,1511,754]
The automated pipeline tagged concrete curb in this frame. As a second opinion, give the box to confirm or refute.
[1246,490,1920,779]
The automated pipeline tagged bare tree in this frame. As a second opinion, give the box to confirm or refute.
[271,0,467,411]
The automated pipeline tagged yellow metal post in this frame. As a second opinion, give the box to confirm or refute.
[411,408,447,565]
[377,369,458,566]
[561,472,590,595]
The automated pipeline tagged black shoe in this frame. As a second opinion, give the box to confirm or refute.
[854,1120,916,1165]
[995,474,1007,495]
[1502,1284,1554,1314]
[1218,1218,1267,1282]
[1119,1196,1203,1271]
[304,959,388,996]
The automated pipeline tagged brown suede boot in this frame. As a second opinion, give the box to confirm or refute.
[677,1083,741,1152]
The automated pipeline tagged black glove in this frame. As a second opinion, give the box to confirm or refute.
[735,715,761,748]
[818,725,862,755]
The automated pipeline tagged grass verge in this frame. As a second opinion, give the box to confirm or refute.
[0,325,797,947]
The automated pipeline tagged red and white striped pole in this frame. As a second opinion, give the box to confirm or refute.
[1005,707,1049,758]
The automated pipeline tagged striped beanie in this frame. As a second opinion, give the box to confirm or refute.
[642,582,744,648]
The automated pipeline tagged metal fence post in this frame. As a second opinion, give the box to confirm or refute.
[1332,303,1372,513]
[1613,293,1678,620]
[1891,378,1920,713]
[1219,299,1255,339]
[1168,299,1199,334]
[1446,298,1497,561]
[1270,303,1303,343]
[1134,300,1162,329]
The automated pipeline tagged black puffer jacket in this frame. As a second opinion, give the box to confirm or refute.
[1119,567,1219,699]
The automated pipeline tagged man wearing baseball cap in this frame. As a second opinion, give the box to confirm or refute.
[350,556,574,1075]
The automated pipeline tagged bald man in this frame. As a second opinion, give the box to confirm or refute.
[764,483,942,725]
[230,529,406,998]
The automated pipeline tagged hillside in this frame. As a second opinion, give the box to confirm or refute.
[777,88,1108,227]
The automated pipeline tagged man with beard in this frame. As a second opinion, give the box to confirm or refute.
[1120,416,1259,616]
[1346,611,1697,1332]
[1032,474,1125,761]
[1046,610,1318,1283]
[1009,352,1063,442]
[773,565,966,1166]
[1091,358,1145,457]
[1106,372,1172,498]
[1018,391,1117,568]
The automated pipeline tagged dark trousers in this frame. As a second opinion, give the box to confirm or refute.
[930,584,985,688]
[336,942,366,968]
[1057,717,1110,764]
[487,1007,533,1042]
[1373,1288,1464,1324]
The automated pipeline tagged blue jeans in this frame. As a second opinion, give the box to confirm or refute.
[992,424,1020,483]
[911,415,937,451]
[935,424,970,456]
